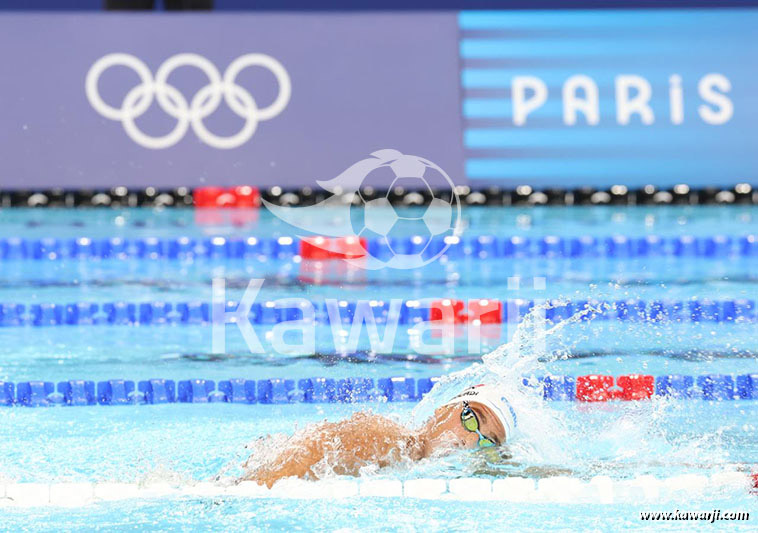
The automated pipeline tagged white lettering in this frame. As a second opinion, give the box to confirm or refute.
[211,278,264,354]
[324,299,403,354]
[512,76,548,126]
[615,75,654,125]
[698,73,733,125]
[563,75,599,125]
[669,74,684,125]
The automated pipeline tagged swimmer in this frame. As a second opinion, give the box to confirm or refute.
[242,384,516,488]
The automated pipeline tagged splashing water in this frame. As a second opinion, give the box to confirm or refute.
[235,301,743,485]
[408,301,589,471]
[409,301,738,480]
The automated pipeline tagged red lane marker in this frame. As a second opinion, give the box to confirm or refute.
[616,374,655,400]
[468,299,503,324]
[430,299,466,324]
[576,375,614,402]
[299,236,368,260]
[300,236,333,260]
[193,186,225,208]
[430,299,503,324]
[231,186,260,208]
[194,186,260,208]
[332,236,367,259]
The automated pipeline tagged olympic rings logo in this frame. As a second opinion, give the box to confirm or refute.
[85,53,291,150]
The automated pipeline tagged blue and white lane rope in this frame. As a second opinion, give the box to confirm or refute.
[1,374,756,407]
[0,471,752,507]
[2,234,758,261]
[0,298,755,327]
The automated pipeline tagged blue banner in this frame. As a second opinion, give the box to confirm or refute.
[460,9,758,187]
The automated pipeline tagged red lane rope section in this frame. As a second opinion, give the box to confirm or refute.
[194,186,260,208]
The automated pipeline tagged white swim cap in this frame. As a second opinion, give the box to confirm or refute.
[442,384,517,443]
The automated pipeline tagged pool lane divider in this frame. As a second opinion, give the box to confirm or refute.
[1,374,757,407]
[3,183,758,208]
[0,471,753,507]
[0,298,756,327]
[4,234,758,261]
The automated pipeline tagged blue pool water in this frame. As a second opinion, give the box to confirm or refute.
[1,206,757,529]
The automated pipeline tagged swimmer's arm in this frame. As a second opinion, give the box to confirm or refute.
[241,435,321,487]
[242,413,420,488]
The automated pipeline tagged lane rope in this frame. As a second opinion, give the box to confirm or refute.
[0,298,754,327]
[0,471,752,507]
[2,234,758,261]
[2,374,756,407]
[2,183,757,207]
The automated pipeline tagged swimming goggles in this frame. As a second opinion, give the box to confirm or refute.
[460,401,497,448]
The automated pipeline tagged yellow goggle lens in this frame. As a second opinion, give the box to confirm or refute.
[461,411,479,432]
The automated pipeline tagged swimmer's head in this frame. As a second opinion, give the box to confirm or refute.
[418,385,517,453]
[441,384,517,446]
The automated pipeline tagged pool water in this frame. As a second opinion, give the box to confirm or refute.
[1,205,757,530]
